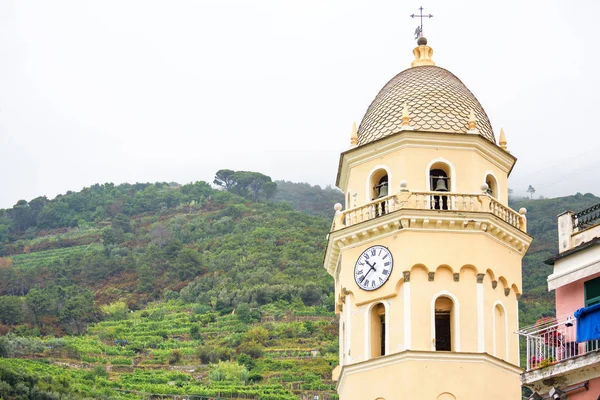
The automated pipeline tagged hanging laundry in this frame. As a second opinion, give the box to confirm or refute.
[574,303,600,342]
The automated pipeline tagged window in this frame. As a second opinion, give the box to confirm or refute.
[585,276,600,307]
[429,163,450,210]
[369,169,389,201]
[369,169,389,217]
[485,174,498,198]
[434,297,453,351]
[370,303,386,358]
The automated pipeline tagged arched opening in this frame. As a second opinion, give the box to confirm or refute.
[369,303,386,358]
[429,162,450,210]
[369,169,389,201]
[493,302,507,360]
[434,296,454,351]
[485,174,498,198]
[368,168,389,216]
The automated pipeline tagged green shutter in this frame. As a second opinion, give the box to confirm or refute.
[584,276,600,306]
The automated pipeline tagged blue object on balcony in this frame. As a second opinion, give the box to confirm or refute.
[574,303,600,342]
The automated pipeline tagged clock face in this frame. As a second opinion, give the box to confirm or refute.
[354,245,393,291]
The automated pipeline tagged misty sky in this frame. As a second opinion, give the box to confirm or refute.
[1,0,599,209]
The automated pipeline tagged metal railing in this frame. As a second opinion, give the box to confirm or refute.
[517,316,600,371]
[333,191,524,232]
[573,203,600,231]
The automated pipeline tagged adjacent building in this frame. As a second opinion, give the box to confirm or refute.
[519,204,600,399]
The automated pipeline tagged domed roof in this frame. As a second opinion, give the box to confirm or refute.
[357,65,495,145]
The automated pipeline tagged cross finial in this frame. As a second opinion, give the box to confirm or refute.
[410,6,433,40]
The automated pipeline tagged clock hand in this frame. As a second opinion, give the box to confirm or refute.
[360,268,373,284]
[359,261,377,285]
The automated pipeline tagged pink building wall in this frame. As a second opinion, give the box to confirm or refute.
[555,271,600,320]
[565,376,600,399]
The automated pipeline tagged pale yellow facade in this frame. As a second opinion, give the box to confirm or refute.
[324,40,532,399]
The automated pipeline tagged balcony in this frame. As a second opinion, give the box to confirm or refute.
[324,189,530,275]
[331,190,526,233]
[517,316,600,392]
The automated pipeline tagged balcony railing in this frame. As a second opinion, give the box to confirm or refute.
[333,191,526,232]
[572,202,600,231]
[517,316,600,371]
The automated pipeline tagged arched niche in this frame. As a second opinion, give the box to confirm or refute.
[431,291,460,352]
[426,158,455,192]
[367,167,390,202]
[484,172,499,199]
[426,159,455,210]
[492,300,508,361]
[437,394,456,400]
[364,301,390,359]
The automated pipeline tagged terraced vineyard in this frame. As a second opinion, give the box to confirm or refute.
[0,301,339,399]
[11,243,102,268]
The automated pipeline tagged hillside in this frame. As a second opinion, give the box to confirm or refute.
[510,192,600,325]
[0,174,598,399]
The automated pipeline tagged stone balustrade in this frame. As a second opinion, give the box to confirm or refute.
[332,190,526,233]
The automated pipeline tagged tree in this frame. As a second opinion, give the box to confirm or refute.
[0,296,24,325]
[25,288,54,327]
[213,169,236,190]
[262,181,277,201]
[150,223,170,247]
[526,185,536,199]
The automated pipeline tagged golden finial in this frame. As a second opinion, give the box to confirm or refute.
[400,103,414,131]
[350,121,358,147]
[467,109,478,134]
[468,109,477,129]
[499,127,508,151]
[411,37,435,67]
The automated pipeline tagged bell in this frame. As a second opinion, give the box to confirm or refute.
[378,182,388,198]
[434,176,448,192]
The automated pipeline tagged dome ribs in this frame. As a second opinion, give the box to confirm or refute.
[356,66,494,145]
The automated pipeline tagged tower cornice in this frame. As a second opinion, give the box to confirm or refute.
[336,130,516,191]
[324,207,532,278]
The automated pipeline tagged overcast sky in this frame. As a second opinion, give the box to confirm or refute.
[1,0,599,209]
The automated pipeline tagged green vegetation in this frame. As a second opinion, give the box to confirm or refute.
[510,192,600,325]
[0,170,597,399]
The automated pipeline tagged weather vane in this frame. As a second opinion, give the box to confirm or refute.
[410,6,433,40]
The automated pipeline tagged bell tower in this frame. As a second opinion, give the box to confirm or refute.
[324,38,532,400]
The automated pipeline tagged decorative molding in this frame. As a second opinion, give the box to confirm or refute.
[336,131,517,190]
[403,271,411,282]
[453,273,460,282]
[476,273,485,283]
[428,272,435,281]
[492,280,498,289]
[324,208,532,277]
[337,350,523,391]
[504,288,510,296]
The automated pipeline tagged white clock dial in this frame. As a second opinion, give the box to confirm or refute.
[354,245,393,291]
